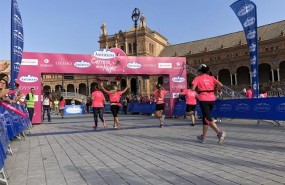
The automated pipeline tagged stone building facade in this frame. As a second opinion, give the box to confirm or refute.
[160,20,285,91]
[2,16,284,97]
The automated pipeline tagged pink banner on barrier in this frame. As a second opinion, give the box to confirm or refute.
[0,102,27,118]
[18,49,187,124]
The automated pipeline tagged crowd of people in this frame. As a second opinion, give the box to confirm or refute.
[5,62,285,145]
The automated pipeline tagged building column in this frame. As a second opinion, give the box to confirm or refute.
[216,75,219,81]
[277,68,280,81]
[230,74,233,85]
[271,69,275,82]
[234,73,237,85]
[125,41,128,54]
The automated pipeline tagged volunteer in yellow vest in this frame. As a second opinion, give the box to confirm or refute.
[54,98,59,115]
[25,87,35,123]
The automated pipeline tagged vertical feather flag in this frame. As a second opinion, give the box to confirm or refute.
[10,0,24,90]
[231,0,259,98]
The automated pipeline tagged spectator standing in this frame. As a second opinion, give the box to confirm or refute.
[54,98,59,115]
[43,92,52,122]
[25,88,35,123]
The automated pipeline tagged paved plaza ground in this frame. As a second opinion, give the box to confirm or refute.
[3,113,285,185]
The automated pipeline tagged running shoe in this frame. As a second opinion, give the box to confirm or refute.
[159,124,164,128]
[161,115,165,122]
[217,131,226,145]
[191,123,195,126]
[197,135,205,143]
[114,125,118,129]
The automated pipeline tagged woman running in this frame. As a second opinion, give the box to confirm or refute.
[180,86,198,126]
[153,83,168,127]
[192,64,226,144]
[91,83,107,130]
[100,82,129,128]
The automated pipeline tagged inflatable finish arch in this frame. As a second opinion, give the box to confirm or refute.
[18,49,187,124]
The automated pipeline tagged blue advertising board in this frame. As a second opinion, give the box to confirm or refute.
[173,98,285,121]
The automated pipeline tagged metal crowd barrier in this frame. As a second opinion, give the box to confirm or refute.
[0,104,30,185]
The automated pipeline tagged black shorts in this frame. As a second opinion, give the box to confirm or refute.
[110,105,120,117]
[186,104,196,112]
[155,103,164,111]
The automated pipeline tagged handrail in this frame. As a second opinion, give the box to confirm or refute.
[61,92,87,100]
[184,64,246,99]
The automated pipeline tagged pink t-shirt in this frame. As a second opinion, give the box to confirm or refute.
[154,89,168,104]
[107,91,123,103]
[59,99,66,109]
[181,89,197,105]
[92,90,105,107]
[246,89,252,98]
[192,74,218,101]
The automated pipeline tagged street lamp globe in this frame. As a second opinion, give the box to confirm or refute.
[132,8,140,22]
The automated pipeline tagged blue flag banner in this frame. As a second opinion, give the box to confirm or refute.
[10,0,24,90]
[231,0,259,98]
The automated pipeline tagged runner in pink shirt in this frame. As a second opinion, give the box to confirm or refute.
[153,84,168,127]
[59,96,66,119]
[101,82,129,129]
[91,83,107,130]
[192,64,226,145]
[180,88,198,126]
[246,85,253,98]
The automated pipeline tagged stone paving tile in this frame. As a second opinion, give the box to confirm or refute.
[4,114,285,185]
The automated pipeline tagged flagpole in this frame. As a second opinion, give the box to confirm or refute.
[10,0,14,90]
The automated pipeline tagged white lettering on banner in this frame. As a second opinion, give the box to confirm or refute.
[19,86,39,91]
[19,75,38,83]
[13,30,24,42]
[13,46,22,57]
[254,103,271,112]
[91,59,111,65]
[250,56,256,65]
[40,63,53,68]
[93,49,116,59]
[237,4,254,16]
[74,61,91,68]
[14,15,23,27]
[158,63,172,68]
[276,103,285,112]
[236,103,250,112]
[172,76,185,83]
[171,84,186,89]
[66,106,82,114]
[21,59,38,66]
[56,61,73,66]
[247,29,256,39]
[219,104,232,112]
[243,17,255,27]
[127,62,141,69]
[143,64,156,68]
[252,69,257,77]
[249,43,256,52]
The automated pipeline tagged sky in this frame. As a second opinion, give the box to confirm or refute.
[0,0,285,60]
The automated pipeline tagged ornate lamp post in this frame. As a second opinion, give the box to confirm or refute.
[132,8,140,95]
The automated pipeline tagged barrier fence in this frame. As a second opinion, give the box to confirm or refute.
[0,104,30,184]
